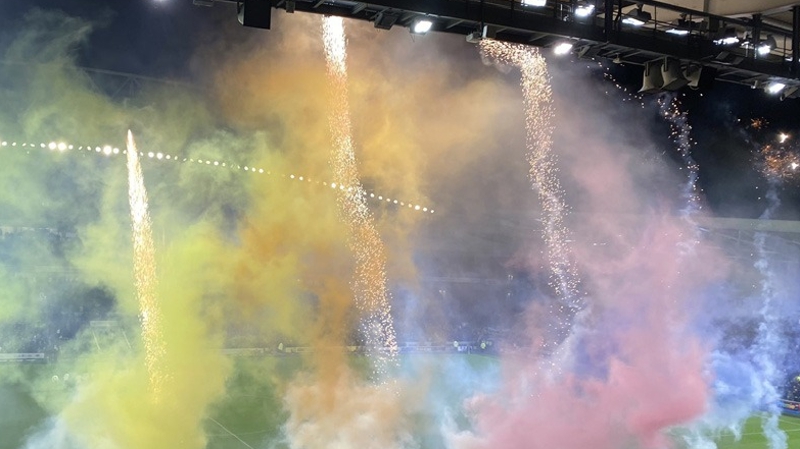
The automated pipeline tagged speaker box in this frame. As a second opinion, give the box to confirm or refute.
[238,0,271,29]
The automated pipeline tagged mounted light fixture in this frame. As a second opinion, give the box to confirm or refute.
[410,17,434,35]
[666,16,691,36]
[574,3,595,18]
[766,81,786,95]
[553,41,574,56]
[374,11,399,30]
[522,0,547,6]
[757,35,777,56]
[237,0,272,29]
[622,4,651,27]
[713,27,740,45]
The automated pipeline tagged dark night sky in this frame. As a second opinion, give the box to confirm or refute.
[3,0,800,221]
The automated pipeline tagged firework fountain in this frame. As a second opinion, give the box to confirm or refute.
[321,16,398,375]
[478,40,581,365]
[659,94,701,220]
[126,130,167,397]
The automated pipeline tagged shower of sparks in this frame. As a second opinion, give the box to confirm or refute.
[758,143,800,181]
[322,16,398,376]
[126,130,166,397]
[601,63,647,108]
[479,40,581,359]
[0,139,434,213]
[750,118,768,130]
[658,94,702,219]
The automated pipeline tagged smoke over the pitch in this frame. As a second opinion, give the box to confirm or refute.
[2,5,798,449]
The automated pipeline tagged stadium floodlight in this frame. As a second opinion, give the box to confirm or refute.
[622,5,651,27]
[575,3,594,18]
[411,18,433,34]
[757,35,777,56]
[666,28,690,36]
[553,42,574,56]
[713,27,739,45]
[666,17,691,36]
[522,0,547,7]
[766,82,786,94]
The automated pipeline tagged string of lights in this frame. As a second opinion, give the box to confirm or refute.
[0,139,434,214]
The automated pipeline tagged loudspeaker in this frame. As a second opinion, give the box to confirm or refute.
[661,57,689,90]
[682,64,703,89]
[238,0,271,29]
[639,59,664,94]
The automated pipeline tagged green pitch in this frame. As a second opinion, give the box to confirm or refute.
[709,414,800,449]
[2,356,799,449]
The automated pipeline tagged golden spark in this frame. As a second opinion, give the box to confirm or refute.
[322,17,398,376]
[126,130,167,397]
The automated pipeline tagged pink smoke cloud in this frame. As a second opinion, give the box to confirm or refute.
[452,67,728,449]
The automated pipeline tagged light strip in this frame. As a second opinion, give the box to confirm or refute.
[0,139,435,214]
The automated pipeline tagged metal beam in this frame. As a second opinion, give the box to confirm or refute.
[794,5,800,75]
[210,0,800,90]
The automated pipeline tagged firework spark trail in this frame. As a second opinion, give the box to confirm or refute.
[658,94,701,220]
[657,93,706,286]
[322,16,398,376]
[752,181,788,449]
[479,40,581,319]
[126,130,166,397]
[759,143,800,180]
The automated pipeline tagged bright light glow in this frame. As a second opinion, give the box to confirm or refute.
[411,18,433,34]
[522,0,547,6]
[714,36,740,45]
[778,133,790,143]
[791,162,799,170]
[553,42,574,56]
[757,44,772,56]
[666,28,690,36]
[622,17,645,27]
[766,82,786,94]
[575,4,594,17]
[4,135,435,214]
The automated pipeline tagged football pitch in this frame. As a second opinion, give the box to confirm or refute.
[2,355,799,449]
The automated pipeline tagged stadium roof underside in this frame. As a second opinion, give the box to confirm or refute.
[205,0,800,96]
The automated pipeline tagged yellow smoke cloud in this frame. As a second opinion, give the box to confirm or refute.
[1,8,530,449]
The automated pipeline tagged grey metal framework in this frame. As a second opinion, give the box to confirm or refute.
[202,0,800,95]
